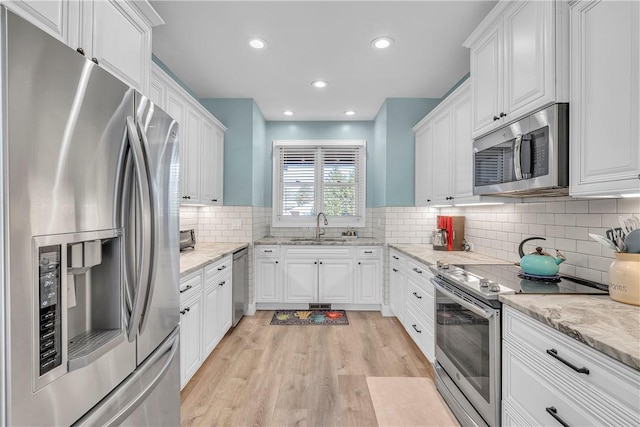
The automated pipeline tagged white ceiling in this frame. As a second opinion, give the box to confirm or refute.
[150,1,496,121]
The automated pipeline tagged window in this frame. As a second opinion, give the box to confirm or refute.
[272,140,366,227]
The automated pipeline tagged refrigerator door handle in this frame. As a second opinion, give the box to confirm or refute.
[72,327,180,427]
[136,119,159,335]
[121,149,135,320]
[124,116,153,342]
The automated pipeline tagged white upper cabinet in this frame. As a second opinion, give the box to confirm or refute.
[569,0,640,197]
[414,81,515,207]
[4,0,163,94]
[151,63,226,206]
[464,0,569,139]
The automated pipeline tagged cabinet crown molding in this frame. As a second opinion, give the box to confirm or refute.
[463,0,514,48]
[129,0,164,27]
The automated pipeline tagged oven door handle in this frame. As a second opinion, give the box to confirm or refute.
[431,279,495,319]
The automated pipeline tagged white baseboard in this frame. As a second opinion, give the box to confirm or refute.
[255,303,383,312]
[246,303,256,316]
[380,304,395,317]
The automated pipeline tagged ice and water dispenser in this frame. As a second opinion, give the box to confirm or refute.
[34,229,124,388]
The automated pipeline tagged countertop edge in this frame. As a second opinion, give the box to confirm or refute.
[254,237,383,246]
[500,295,640,371]
[180,243,249,277]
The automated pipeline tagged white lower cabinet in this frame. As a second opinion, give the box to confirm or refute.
[388,249,435,362]
[179,270,203,389]
[502,305,640,426]
[255,245,381,307]
[179,255,233,390]
[389,250,407,323]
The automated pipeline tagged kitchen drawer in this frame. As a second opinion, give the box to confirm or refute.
[390,250,406,266]
[204,255,232,280]
[284,246,353,258]
[407,259,431,282]
[406,277,434,320]
[357,246,380,258]
[404,303,434,362]
[503,343,605,427]
[503,306,640,415]
[179,269,203,301]
[257,246,279,257]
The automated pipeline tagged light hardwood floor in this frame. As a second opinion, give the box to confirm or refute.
[180,311,435,426]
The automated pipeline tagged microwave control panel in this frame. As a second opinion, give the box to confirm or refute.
[38,245,62,376]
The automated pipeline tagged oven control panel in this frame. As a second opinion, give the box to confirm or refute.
[38,245,62,376]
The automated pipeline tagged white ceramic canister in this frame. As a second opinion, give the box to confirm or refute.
[609,253,640,306]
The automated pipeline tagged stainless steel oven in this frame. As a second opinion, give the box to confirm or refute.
[431,275,502,427]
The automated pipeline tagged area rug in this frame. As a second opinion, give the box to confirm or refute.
[366,377,460,427]
[269,310,349,325]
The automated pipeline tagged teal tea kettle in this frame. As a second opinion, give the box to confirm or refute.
[518,237,567,276]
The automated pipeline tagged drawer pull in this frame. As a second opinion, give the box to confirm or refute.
[411,324,422,333]
[219,281,225,286]
[179,285,192,293]
[392,256,399,260]
[412,292,422,299]
[180,309,186,315]
[364,250,373,254]
[218,265,227,271]
[546,349,589,375]
[264,250,273,253]
[545,407,570,427]
[413,267,422,274]
[392,268,398,272]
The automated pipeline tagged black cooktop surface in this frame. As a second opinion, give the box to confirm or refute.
[452,264,609,295]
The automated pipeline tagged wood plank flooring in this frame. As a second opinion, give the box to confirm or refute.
[180,311,435,426]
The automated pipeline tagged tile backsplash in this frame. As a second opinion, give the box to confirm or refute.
[441,197,640,284]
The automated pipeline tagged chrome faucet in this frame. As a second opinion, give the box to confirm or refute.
[316,212,328,239]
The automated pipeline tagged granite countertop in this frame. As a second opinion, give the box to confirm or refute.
[255,237,383,246]
[389,244,514,266]
[500,294,640,371]
[180,242,249,277]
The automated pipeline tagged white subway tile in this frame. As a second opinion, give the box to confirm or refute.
[617,198,640,214]
[574,267,603,283]
[528,203,546,213]
[565,226,589,240]
[576,240,601,256]
[522,213,537,223]
[576,214,601,227]
[555,238,576,252]
[546,202,566,213]
[536,213,555,225]
[514,204,529,213]
[559,264,576,276]
[588,255,614,272]
[514,223,529,233]
[529,224,546,235]
[564,251,588,267]
[555,214,577,226]
[545,225,565,238]
[589,199,617,213]
[566,201,589,214]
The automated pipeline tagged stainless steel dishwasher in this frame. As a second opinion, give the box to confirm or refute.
[232,247,248,326]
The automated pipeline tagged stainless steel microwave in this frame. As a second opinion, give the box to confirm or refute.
[473,103,569,197]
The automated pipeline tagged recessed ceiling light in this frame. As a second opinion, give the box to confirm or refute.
[248,38,267,49]
[371,37,394,49]
[311,80,328,89]
[345,110,356,116]
[283,110,294,116]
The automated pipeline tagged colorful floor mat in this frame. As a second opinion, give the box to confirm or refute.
[269,309,349,325]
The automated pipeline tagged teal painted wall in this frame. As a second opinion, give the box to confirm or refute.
[385,98,441,206]
[200,99,255,206]
[372,102,388,208]
[252,102,267,206]
[264,121,375,208]
[152,55,199,100]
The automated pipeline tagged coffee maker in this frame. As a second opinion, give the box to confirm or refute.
[433,215,465,251]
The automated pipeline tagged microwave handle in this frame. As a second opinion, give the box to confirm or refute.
[514,134,523,180]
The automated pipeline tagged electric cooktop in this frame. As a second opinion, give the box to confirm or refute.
[451,263,609,295]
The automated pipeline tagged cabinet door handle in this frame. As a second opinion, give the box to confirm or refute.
[76,47,85,56]
[219,281,225,286]
[500,112,507,118]
[364,251,373,254]
[545,407,570,427]
[392,256,399,260]
[411,324,422,333]
[413,267,422,274]
[546,349,589,375]
[185,307,191,312]
[212,199,218,202]
[358,262,361,265]
[412,292,422,299]
[319,261,323,265]
[392,268,398,272]
[493,115,500,121]
[275,261,278,264]
[427,199,431,203]
[179,285,192,293]
[314,261,317,265]
[180,309,186,315]
[218,265,227,271]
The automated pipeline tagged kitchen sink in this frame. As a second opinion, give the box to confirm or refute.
[289,238,346,242]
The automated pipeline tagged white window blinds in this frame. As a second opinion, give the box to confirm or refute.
[273,140,366,226]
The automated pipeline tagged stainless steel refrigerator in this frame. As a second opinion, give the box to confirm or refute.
[1,8,180,426]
